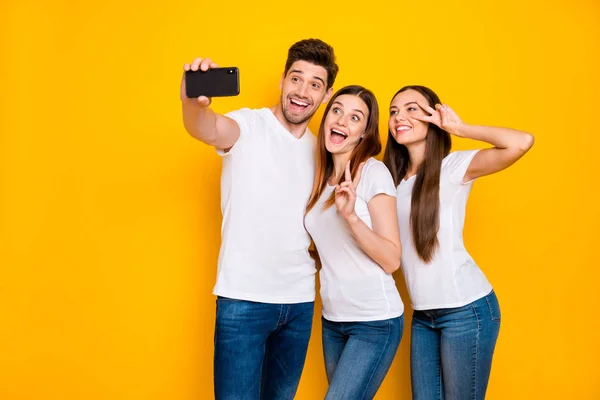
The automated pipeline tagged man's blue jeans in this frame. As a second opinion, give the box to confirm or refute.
[213,297,314,400]
[411,290,501,400]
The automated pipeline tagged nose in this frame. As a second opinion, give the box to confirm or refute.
[394,111,407,122]
[335,113,348,127]
[297,82,310,98]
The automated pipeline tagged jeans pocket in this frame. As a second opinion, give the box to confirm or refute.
[359,319,393,336]
[215,297,244,319]
[485,292,501,322]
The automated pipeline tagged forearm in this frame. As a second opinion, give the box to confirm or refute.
[458,123,534,152]
[181,99,220,145]
[345,215,401,274]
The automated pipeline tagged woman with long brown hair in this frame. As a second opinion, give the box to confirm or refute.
[384,85,534,400]
[304,85,404,399]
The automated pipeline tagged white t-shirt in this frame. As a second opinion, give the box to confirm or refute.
[305,158,404,322]
[396,150,493,310]
[212,108,317,304]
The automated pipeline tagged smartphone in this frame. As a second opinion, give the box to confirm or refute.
[185,67,240,98]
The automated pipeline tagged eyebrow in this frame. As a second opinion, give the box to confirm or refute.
[290,69,326,85]
[333,101,365,116]
[390,101,418,109]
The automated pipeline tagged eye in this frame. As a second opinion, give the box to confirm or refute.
[312,83,321,89]
[291,77,299,83]
[390,110,398,116]
[351,115,360,122]
[407,106,417,112]
[332,107,341,114]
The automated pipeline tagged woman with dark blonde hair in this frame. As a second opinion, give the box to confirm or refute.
[305,85,404,399]
[384,85,534,399]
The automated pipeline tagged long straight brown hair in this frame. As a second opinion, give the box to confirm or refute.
[383,86,451,263]
[306,85,381,214]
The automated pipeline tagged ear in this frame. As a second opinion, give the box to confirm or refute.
[322,87,334,104]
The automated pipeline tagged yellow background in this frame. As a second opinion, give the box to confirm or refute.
[1,0,599,398]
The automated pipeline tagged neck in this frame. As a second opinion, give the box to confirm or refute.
[271,104,310,139]
[329,151,352,185]
[405,140,426,178]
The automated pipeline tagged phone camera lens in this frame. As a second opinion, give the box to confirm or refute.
[227,69,234,74]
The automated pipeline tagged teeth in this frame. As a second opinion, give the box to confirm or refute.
[396,126,411,131]
[290,98,309,106]
[332,129,347,137]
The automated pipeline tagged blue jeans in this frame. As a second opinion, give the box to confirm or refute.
[411,290,501,400]
[214,297,314,400]
[322,315,404,399]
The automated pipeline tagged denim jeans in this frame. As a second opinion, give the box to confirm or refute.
[411,290,501,400]
[213,297,314,400]
[322,315,403,400]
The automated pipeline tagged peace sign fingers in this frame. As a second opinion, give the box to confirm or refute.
[344,160,366,188]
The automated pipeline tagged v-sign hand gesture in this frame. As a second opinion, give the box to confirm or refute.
[335,161,365,221]
[412,101,465,137]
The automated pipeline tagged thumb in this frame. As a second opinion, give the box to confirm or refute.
[197,96,212,107]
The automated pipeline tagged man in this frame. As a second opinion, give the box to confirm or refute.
[180,39,338,399]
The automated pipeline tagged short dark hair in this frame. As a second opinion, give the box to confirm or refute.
[284,39,338,89]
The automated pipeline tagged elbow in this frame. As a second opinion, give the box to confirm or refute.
[383,261,401,274]
[382,247,402,274]
[384,263,401,274]
[519,133,535,153]
[196,132,219,146]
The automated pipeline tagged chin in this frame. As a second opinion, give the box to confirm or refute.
[325,141,345,154]
[392,135,412,146]
[325,143,337,154]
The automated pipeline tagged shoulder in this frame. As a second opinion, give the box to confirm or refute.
[225,107,269,126]
[358,158,396,201]
[225,108,274,136]
[442,150,480,170]
[362,158,393,181]
[442,150,481,184]
[225,107,258,119]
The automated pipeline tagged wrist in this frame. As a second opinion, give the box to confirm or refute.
[345,212,359,225]
[454,122,468,137]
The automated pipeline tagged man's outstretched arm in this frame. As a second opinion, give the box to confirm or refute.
[180,57,240,151]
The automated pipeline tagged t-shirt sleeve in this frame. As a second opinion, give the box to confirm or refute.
[444,150,481,185]
[215,108,255,157]
[359,160,397,203]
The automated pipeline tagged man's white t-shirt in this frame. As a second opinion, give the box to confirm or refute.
[212,108,317,304]
[305,158,404,322]
[396,150,493,310]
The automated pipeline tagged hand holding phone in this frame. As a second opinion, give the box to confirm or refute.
[181,57,239,106]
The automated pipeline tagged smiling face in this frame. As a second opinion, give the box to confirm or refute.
[323,94,370,155]
[388,89,431,146]
[280,60,332,125]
